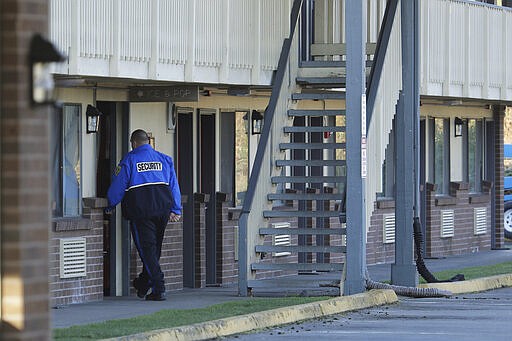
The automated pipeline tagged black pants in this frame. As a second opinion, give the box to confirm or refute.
[130,215,168,294]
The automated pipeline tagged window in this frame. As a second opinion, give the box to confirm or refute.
[467,119,484,192]
[51,104,81,217]
[433,118,450,194]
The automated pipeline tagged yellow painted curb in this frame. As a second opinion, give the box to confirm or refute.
[418,273,512,294]
[103,289,398,341]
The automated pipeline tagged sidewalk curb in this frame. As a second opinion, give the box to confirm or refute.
[103,289,398,341]
[419,273,512,294]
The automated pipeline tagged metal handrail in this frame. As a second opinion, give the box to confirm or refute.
[240,0,303,215]
[238,0,303,296]
[366,0,399,129]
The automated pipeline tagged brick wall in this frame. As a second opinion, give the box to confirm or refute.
[1,1,52,339]
[367,199,396,265]
[130,221,184,294]
[49,198,105,307]
[216,193,238,285]
[426,182,492,258]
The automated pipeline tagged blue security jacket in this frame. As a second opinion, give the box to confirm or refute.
[107,144,182,220]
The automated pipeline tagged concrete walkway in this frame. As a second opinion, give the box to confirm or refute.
[52,245,512,340]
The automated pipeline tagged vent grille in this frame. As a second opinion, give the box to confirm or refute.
[272,222,291,257]
[474,208,487,235]
[59,237,87,279]
[440,210,455,238]
[383,213,395,244]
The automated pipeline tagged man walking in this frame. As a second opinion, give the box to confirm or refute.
[106,129,181,301]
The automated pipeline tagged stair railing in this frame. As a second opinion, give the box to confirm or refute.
[238,0,304,297]
[365,1,403,230]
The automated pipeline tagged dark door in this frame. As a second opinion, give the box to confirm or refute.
[220,112,235,203]
[199,111,217,285]
[176,111,195,288]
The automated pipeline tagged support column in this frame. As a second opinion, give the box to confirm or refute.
[493,105,506,249]
[344,0,367,295]
[391,0,419,287]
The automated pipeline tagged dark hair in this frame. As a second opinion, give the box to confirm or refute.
[130,129,149,144]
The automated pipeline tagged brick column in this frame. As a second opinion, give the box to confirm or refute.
[193,193,209,288]
[1,1,52,339]
[494,105,505,248]
[215,192,236,285]
[425,183,437,258]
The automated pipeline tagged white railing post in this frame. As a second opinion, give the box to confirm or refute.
[219,0,230,83]
[185,0,196,81]
[251,0,262,84]
[109,0,121,76]
[69,0,80,74]
[149,0,160,78]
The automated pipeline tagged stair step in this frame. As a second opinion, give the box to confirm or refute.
[263,210,342,218]
[268,193,343,201]
[259,228,346,235]
[271,175,345,183]
[276,159,346,167]
[279,142,345,150]
[283,126,345,133]
[296,76,346,87]
[300,60,373,68]
[288,109,345,117]
[292,92,345,100]
[301,61,346,68]
[249,262,344,272]
[255,245,346,253]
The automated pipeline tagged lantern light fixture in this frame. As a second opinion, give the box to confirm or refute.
[454,117,463,137]
[86,105,102,134]
[251,110,264,135]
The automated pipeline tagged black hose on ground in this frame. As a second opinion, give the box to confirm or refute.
[339,187,454,297]
[413,217,465,283]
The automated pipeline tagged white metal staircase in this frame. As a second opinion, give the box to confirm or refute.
[238,0,402,296]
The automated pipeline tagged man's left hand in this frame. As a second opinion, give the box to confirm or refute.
[169,213,181,222]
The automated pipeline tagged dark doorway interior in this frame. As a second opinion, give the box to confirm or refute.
[96,101,116,296]
[96,101,129,296]
[220,112,235,204]
[199,112,217,285]
[176,111,195,288]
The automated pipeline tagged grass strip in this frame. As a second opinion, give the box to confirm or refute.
[52,296,328,340]
[418,261,512,283]
[54,261,512,340]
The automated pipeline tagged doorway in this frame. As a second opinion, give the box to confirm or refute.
[176,110,195,287]
[198,111,217,285]
[96,101,129,296]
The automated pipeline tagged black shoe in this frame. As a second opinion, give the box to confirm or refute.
[145,292,166,301]
[133,278,150,299]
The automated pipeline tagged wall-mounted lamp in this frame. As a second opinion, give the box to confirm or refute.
[251,110,264,135]
[86,105,102,133]
[454,117,463,137]
[29,34,66,106]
